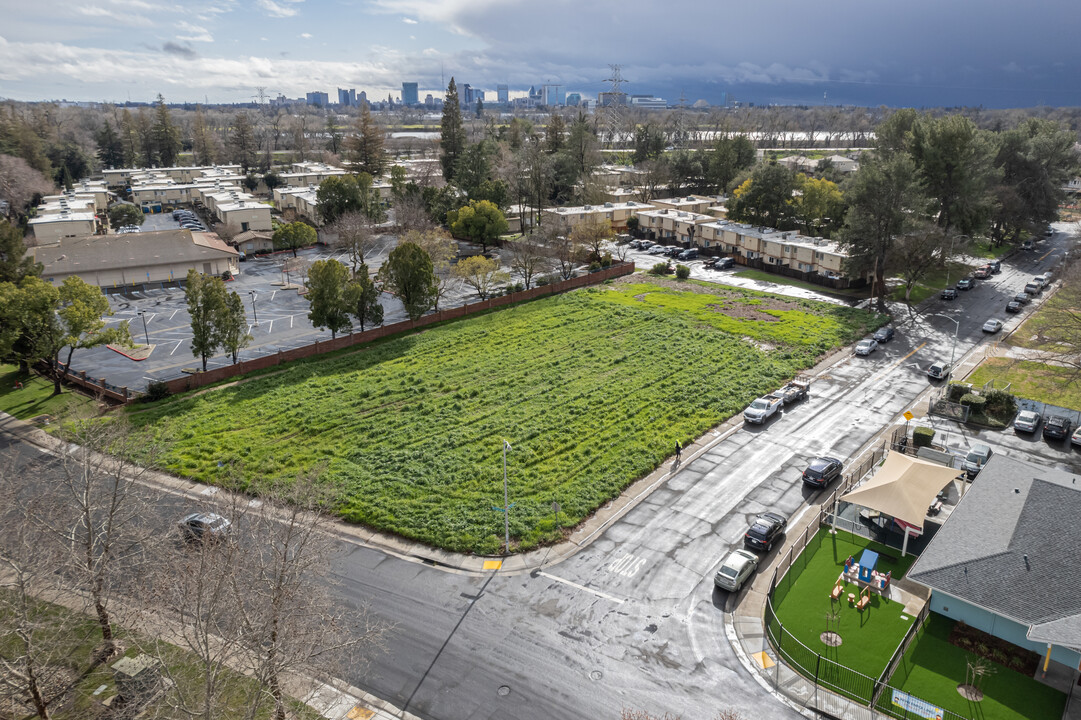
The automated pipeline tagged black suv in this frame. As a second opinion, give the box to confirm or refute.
[1043,415,1073,441]
[941,287,959,300]
[744,512,787,552]
[802,457,843,488]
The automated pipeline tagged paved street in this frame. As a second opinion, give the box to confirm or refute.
[5,230,1074,719]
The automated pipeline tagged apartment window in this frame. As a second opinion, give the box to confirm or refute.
[784,245,792,253]
[815,252,824,260]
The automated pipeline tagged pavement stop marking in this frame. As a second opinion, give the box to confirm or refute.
[483,560,503,570]
[752,651,775,670]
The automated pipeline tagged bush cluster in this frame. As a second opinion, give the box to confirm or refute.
[913,426,936,447]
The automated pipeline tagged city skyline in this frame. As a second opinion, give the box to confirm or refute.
[1,0,1079,108]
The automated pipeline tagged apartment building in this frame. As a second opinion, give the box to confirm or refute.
[217,198,273,233]
[635,207,714,245]
[543,200,653,232]
[650,196,718,215]
[273,186,321,226]
[28,229,238,288]
[103,165,242,188]
[28,211,98,243]
[693,220,849,280]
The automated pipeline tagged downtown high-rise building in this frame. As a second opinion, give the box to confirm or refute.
[402,82,419,106]
[337,88,357,106]
[497,84,509,104]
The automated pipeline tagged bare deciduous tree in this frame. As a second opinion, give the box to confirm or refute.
[328,211,379,275]
[507,234,551,289]
[42,418,158,658]
[0,154,54,220]
[234,472,388,720]
[0,448,94,720]
[569,221,615,263]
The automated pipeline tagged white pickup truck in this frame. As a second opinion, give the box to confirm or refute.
[743,395,783,424]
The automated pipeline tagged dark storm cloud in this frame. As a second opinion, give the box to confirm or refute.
[163,41,197,59]
[405,0,1081,106]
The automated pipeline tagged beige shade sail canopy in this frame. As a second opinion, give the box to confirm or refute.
[839,452,960,527]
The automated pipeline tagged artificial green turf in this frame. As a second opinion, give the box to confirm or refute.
[127,277,882,554]
[881,614,1067,720]
[771,528,918,688]
[0,364,95,421]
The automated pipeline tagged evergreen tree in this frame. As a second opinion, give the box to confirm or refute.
[344,264,384,332]
[151,94,181,167]
[545,113,566,154]
[191,106,215,165]
[348,103,386,177]
[305,259,352,339]
[440,78,465,182]
[95,120,125,170]
[230,112,258,173]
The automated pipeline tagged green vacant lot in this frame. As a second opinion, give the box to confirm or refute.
[968,359,1081,411]
[129,276,882,554]
[882,614,1066,720]
[771,528,917,699]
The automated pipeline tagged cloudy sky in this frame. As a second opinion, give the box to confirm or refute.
[1,0,1079,108]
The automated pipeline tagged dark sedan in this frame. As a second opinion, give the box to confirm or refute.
[941,288,959,300]
[873,326,895,343]
[1044,415,1073,441]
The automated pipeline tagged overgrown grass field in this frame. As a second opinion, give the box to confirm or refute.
[129,276,882,554]
[968,359,1081,411]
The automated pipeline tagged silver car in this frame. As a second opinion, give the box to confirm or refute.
[714,548,760,592]
[855,338,878,356]
[1013,410,1041,433]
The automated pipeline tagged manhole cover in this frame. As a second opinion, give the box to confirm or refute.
[820,631,843,647]
[497,685,510,697]
[590,670,603,681]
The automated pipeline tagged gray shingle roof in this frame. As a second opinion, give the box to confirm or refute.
[907,454,1081,648]
[29,229,237,276]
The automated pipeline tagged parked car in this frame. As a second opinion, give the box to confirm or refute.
[873,326,895,343]
[1021,239,1035,251]
[1045,226,1055,236]
[677,248,699,260]
[177,512,232,542]
[743,396,783,424]
[1024,282,1042,295]
[962,444,993,479]
[664,245,684,258]
[989,260,1002,274]
[744,512,787,552]
[1013,410,1042,433]
[802,457,843,488]
[956,277,976,290]
[1032,276,1047,290]
[1005,301,1022,314]
[1043,415,1073,441]
[1014,292,1031,305]
[941,287,959,300]
[855,338,879,356]
[713,548,760,592]
[1038,271,1053,286]
[1070,426,1081,447]
[927,362,950,380]
[973,265,992,279]
[982,319,1004,333]
[715,257,735,270]
[647,245,667,255]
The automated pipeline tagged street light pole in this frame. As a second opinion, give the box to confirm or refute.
[502,440,511,554]
[928,313,959,380]
[137,311,149,345]
[249,291,258,326]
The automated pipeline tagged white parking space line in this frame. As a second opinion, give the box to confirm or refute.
[170,340,184,355]
[289,315,294,328]
[271,290,277,301]
[170,309,179,320]
[535,570,625,604]
[267,320,275,332]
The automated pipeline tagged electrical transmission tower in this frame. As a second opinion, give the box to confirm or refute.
[252,86,269,107]
[601,64,628,149]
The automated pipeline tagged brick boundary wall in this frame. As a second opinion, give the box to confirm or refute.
[161,261,635,397]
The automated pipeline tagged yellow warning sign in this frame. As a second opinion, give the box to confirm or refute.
[752,651,775,670]
[903,411,914,421]
[347,705,375,720]
[483,560,503,570]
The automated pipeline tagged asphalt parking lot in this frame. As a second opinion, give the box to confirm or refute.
[73,234,491,391]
